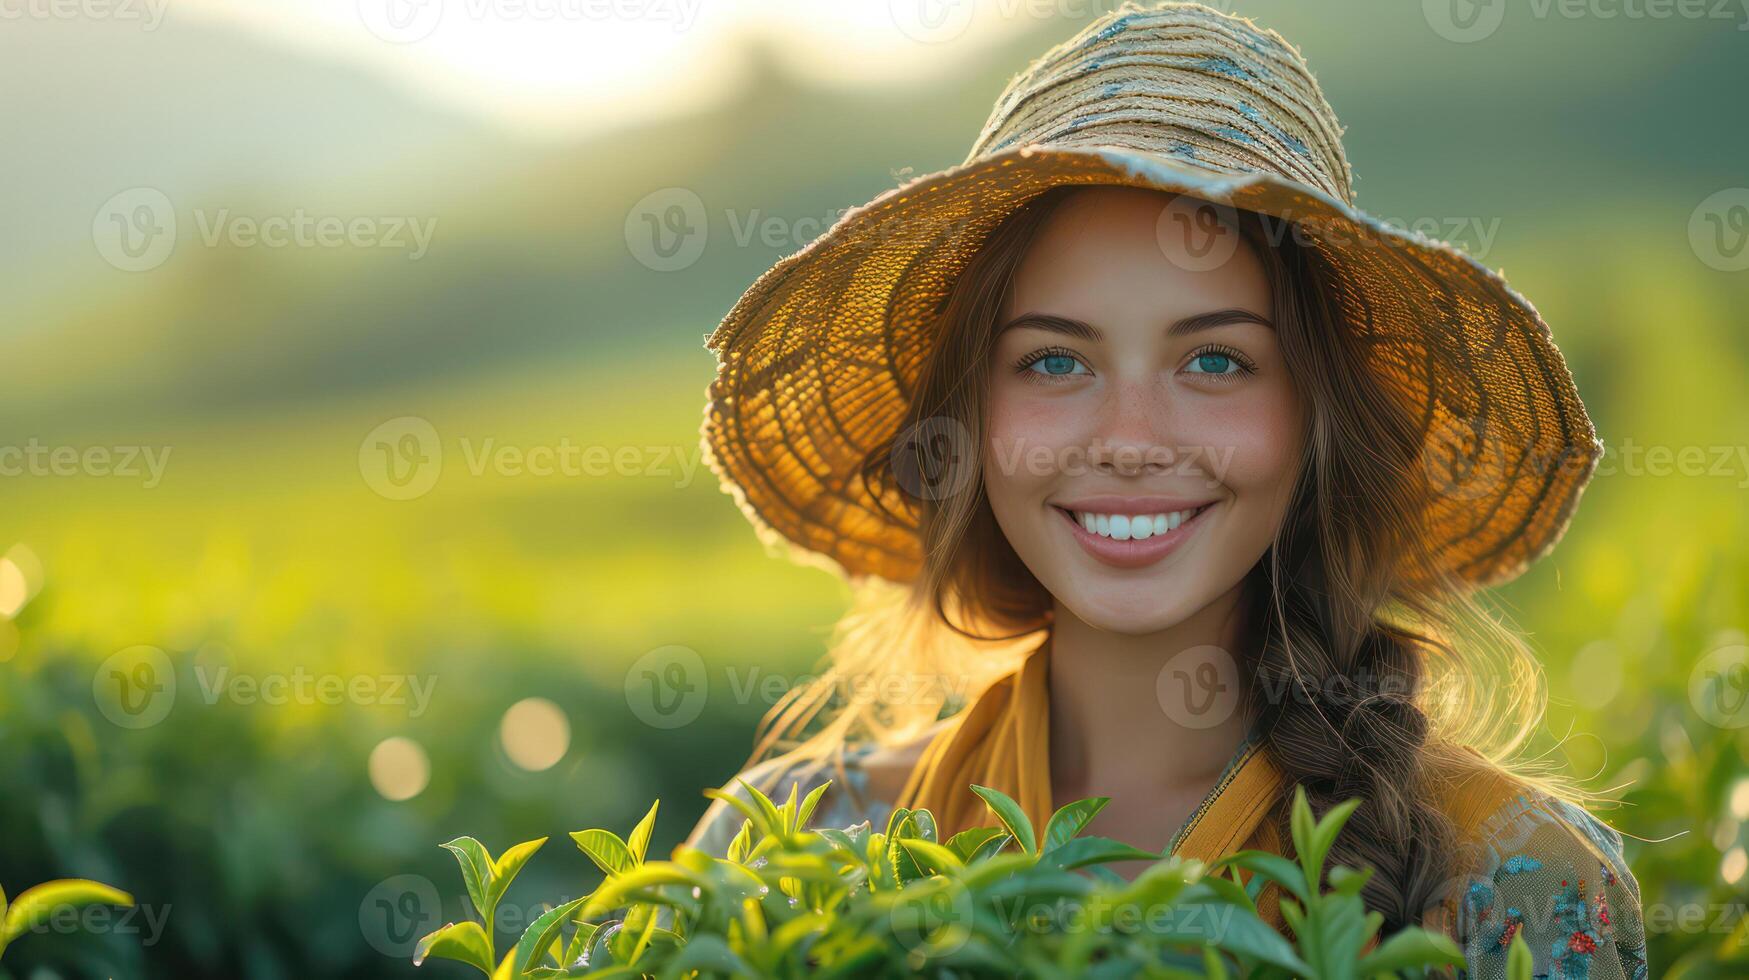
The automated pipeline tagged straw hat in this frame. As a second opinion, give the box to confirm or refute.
[700,0,1602,592]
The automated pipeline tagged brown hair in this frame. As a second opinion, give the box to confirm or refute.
[741,184,1578,932]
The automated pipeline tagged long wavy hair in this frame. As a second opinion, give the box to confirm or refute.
[736,185,1590,932]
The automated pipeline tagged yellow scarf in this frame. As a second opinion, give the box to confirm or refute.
[894,633,1525,933]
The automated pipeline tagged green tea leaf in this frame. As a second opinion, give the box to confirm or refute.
[1307,796,1361,884]
[413,920,495,975]
[1355,927,1465,975]
[512,896,587,975]
[726,819,755,864]
[966,832,1011,863]
[702,787,770,839]
[1043,836,1156,870]
[572,830,635,878]
[797,781,832,829]
[580,864,700,919]
[626,800,659,865]
[485,838,547,924]
[1,880,134,945]
[1506,929,1534,980]
[441,838,494,920]
[897,838,964,876]
[1213,850,1310,902]
[738,778,787,837]
[908,808,937,844]
[659,933,751,976]
[1042,796,1110,852]
[970,785,1036,855]
[944,827,1003,862]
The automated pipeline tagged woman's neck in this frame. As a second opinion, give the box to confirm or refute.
[1045,586,1254,805]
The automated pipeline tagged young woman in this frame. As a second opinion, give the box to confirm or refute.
[687,3,1646,977]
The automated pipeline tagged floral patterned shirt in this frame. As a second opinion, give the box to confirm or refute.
[687,741,1648,980]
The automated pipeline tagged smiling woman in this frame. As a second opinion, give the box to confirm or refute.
[688,3,1644,977]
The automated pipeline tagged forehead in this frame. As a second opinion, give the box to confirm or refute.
[1002,186,1270,329]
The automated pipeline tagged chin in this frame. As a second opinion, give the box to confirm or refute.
[1054,577,1207,636]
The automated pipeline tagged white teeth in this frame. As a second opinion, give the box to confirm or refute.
[1068,506,1204,540]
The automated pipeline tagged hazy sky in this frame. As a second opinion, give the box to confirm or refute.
[175,0,1052,136]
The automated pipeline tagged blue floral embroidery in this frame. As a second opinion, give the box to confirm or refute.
[1503,854,1543,874]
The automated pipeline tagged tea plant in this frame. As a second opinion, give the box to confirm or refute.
[0,878,134,969]
[413,784,1537,978]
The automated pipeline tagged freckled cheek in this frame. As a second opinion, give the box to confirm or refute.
[1180,392,1303,491]
[984,387,1082,489]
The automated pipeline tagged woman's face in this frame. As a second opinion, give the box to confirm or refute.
[983,186,1306,635]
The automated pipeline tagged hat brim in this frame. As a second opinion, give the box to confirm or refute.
[701,143,1603,591]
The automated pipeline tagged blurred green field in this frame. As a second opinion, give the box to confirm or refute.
[3,1,1748,977]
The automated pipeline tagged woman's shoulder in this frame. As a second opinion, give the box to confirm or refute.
[684,724,948,860]
[1435,748,1648,980]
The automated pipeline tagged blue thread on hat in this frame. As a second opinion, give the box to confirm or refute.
[1213,126,1256,144]
[1237,102,1312,158]
[1188,56,1255,80]
[1092,14,1134,43]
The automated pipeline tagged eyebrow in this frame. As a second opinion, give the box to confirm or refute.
[995,308,1274,341]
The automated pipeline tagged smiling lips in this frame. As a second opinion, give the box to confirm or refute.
[1051,497,1217,569]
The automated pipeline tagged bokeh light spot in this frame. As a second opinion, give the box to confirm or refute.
[1722,846,1747,887]
[500,697,570,772]
[369,736,430,802]
[0,559,27,619]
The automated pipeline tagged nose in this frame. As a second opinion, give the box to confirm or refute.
[1086,373,1178,476]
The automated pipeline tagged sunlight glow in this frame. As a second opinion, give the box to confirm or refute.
[174,0,1028,137]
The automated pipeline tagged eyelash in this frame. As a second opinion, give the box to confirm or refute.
[1011,344,1258,382]
[1186,343,1258,381]
[1013,345,1084,382]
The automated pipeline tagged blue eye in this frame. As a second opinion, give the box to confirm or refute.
[1184,347,1253,377]
[1021,351,1090,378]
